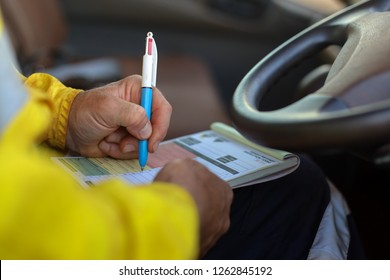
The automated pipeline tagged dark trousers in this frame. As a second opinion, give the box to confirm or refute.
[203,155,353,259]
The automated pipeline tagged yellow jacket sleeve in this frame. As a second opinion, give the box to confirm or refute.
[0,73,199,259]
[22,73,81,149]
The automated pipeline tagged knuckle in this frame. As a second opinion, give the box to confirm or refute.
[166,102,173,114]
[226,187,234,201]
[223,218,231,233]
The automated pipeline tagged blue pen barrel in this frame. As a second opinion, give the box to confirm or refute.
[141,87,153,119]
[139,87,153,169]
[138,140,148,168]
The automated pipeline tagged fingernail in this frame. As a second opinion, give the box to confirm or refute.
[123,144,135,153]
[139,123,152,139]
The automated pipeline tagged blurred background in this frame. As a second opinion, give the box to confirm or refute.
[3,0,389,260]
[58,0,345,107]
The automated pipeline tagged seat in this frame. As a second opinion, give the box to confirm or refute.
[0,0,231,139]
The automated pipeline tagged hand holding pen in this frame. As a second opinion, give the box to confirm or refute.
[66,32,172,160]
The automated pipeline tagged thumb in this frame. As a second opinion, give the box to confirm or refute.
[110,97,152,140]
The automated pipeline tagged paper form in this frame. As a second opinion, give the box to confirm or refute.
[116,131,282,186]
[168,131,281,182]
[53,157,146,176]
[84,168,161,187]
[53,129,289,188]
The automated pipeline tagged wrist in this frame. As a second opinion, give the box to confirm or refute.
[64,91,85,152]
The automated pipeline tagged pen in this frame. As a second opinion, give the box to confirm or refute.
[139,32,158,171]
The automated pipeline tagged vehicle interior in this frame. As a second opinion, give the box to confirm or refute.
[1,0,389,259]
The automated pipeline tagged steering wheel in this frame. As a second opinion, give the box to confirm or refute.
[232,0,390,151]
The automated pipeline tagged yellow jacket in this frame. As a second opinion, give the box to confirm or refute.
[0,17,198,259]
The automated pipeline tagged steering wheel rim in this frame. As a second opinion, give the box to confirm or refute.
[232,0,390,151]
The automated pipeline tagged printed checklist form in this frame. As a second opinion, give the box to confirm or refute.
[84,168,161,186]
[53,123,300,188]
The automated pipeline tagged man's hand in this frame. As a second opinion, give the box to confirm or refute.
[66,75,172,159]
[154,158,233,257]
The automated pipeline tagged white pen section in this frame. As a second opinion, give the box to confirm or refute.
[142,54,153,88]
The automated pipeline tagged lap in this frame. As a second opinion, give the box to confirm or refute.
[203,155,330,259]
